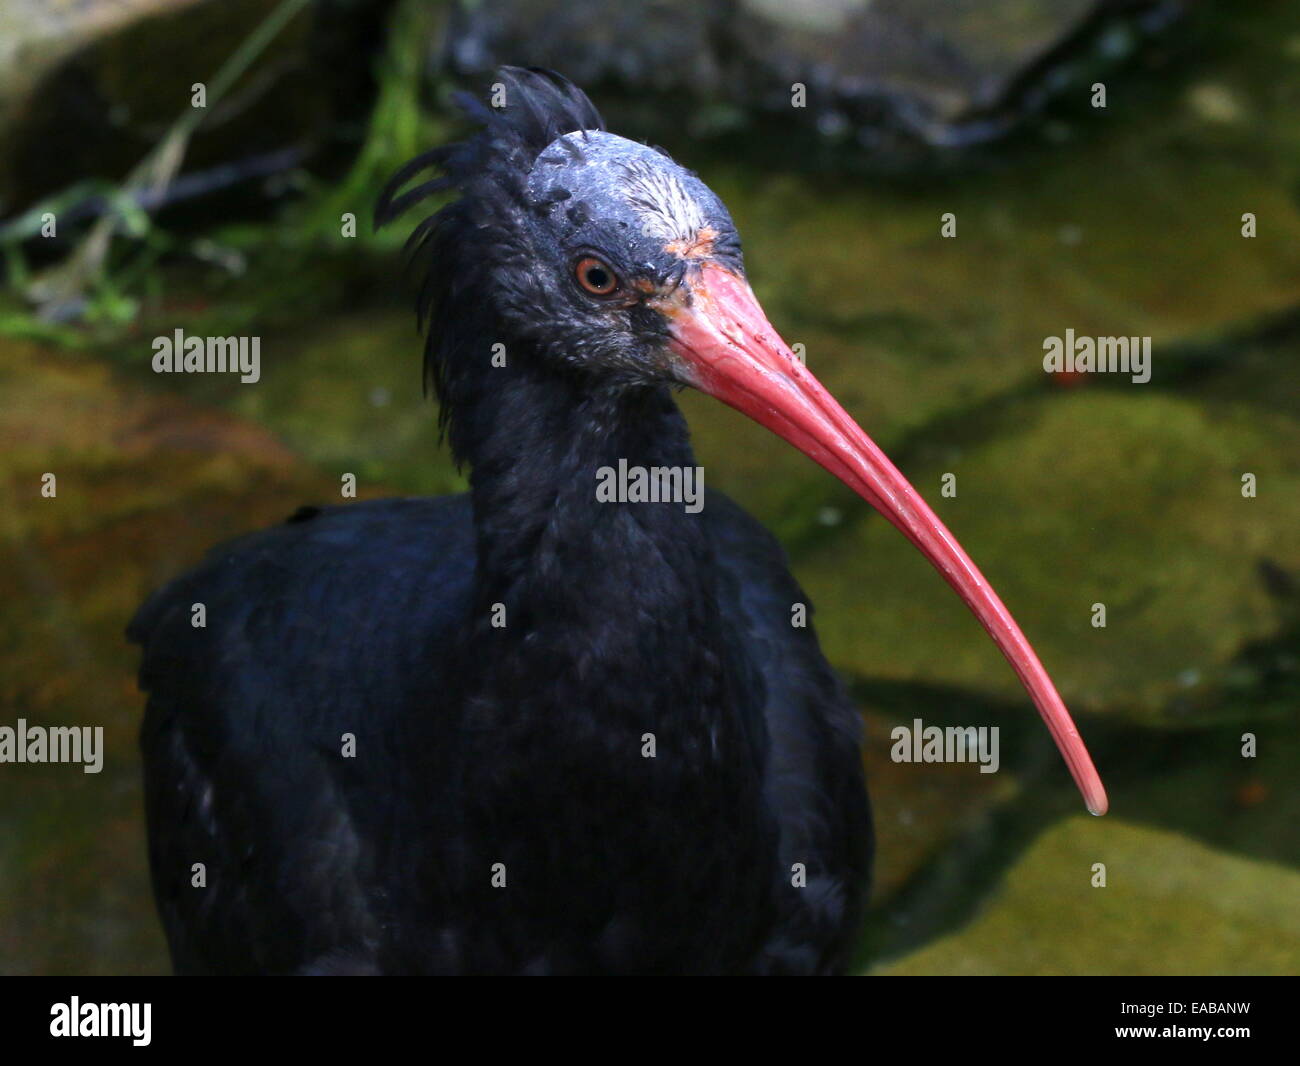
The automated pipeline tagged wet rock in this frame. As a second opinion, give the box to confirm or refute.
[445,0,1188,154]
[876,817,1300,974]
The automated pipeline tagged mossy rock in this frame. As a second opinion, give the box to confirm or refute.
[875,816,1300,975]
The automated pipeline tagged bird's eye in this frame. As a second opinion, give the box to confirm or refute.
[575,256,619,297]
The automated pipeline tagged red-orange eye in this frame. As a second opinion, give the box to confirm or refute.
[575,256,618,296]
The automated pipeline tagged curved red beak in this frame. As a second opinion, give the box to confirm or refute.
[667,263,1107,816]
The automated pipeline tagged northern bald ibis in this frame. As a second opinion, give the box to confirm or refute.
[130,68,1106,976]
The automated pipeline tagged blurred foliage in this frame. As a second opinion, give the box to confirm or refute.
[0,0,448,340]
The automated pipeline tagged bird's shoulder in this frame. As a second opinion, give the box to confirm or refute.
[128,493,478,795]
[130,495,476,973]
[128,495,475,681]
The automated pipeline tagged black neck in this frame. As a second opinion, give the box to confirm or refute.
[444,352,769,765]
[469,369,703,594]
[459,362,727,709]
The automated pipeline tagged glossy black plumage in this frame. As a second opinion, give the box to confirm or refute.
[131,68,872,975]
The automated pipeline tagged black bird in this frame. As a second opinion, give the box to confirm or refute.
[130,68,1106,976]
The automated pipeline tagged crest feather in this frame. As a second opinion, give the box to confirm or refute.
[374,68,606,459]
